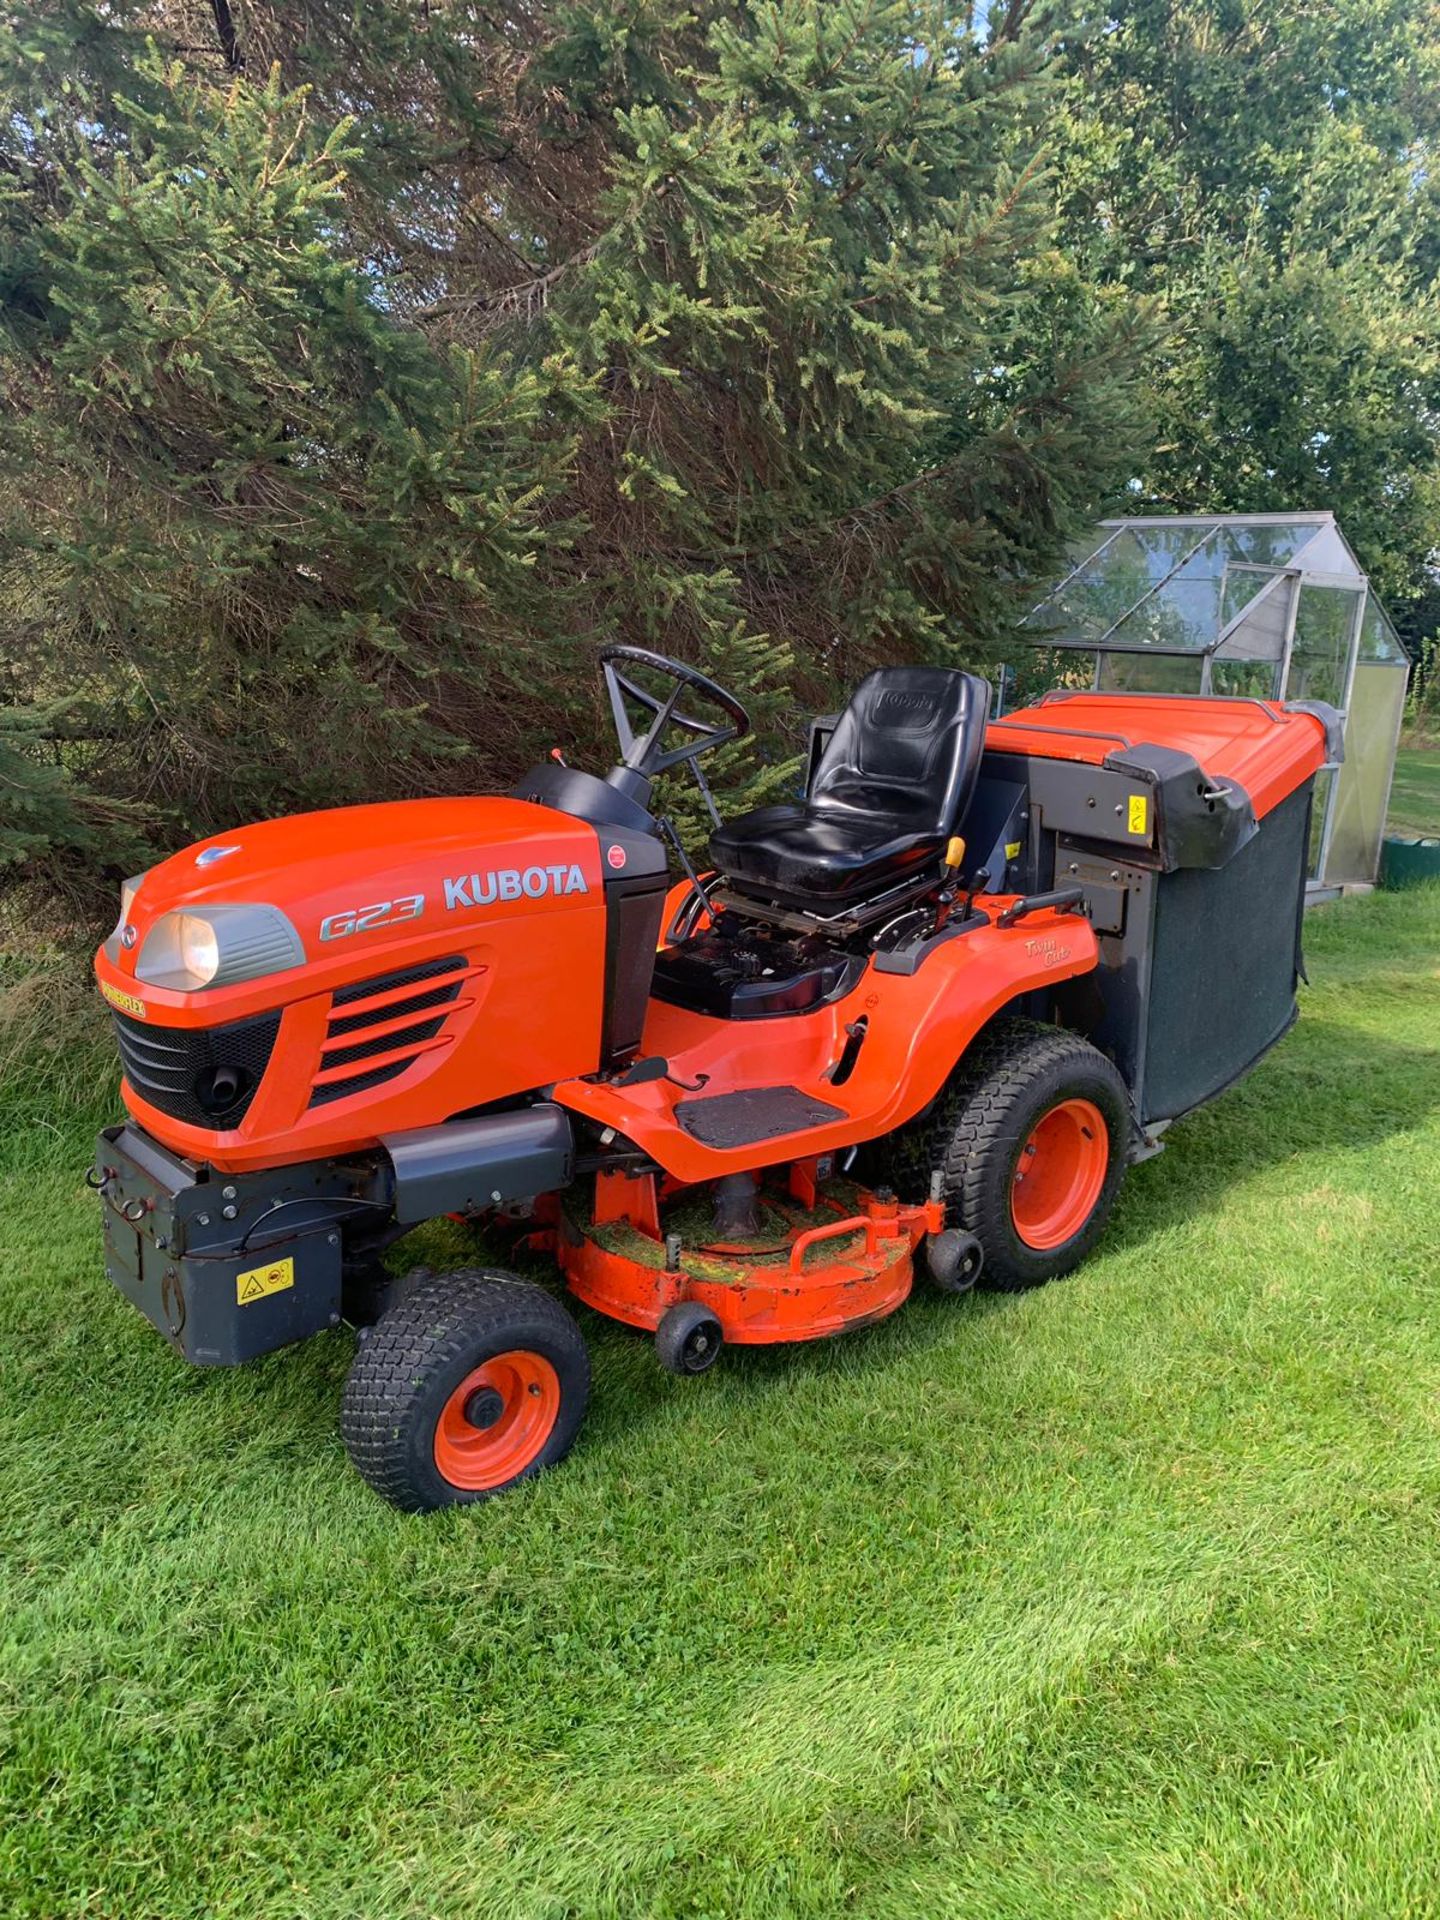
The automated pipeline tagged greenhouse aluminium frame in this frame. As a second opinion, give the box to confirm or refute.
[1020,513,1412,889]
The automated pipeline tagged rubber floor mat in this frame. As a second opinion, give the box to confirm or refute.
[674,1084,847,1149]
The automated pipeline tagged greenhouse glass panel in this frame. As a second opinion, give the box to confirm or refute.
[1024,520,1339,655]
[1356,594,1409,663]
[1023,526,1216,645]
[1284,521,1354,574]
[1219,565,1283,629]
[1004,647,1098,706]
[1285,584,1361,707]
[1308,769,1334,879]
[1100,529,1282,653]
[1213,571,1294,664]
[1210,656,1281,697]
[1322,662,1410,884]
[1097,651,1204,693]
[1210,522,1318,568]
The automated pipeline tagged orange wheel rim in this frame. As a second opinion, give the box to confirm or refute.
[432,1350,561,1491]
[1010,1098,1109,1251]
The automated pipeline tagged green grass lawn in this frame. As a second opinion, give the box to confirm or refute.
[3,889,1439,1919]
[1388,745,1440,837]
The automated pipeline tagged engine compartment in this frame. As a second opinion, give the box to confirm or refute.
[651,915,865,1020]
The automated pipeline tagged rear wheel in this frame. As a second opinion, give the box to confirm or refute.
[341,1268,590,1511]
[878,1019,1131,1291]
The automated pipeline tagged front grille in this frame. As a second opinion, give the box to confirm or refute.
[321,1016,447,1071]
[309,1057,417,1108]
[112,1008,281,1129]
[309,955,466,1110]
[327,979,461,1037]
[331,955,465,1007]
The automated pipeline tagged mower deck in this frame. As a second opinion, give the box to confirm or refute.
[545,1170,943,1344]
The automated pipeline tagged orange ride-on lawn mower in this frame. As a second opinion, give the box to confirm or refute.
[91,649,1337,1509]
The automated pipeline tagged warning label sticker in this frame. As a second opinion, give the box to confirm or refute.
[236,1256,295,1306]
[1127,794,1149,836]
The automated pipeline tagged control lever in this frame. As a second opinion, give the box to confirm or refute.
[931,835,970,932]
[996,886,1086,930]
[612,1055,710,1093]
[657,814,713,940]
[959,864,990,922]
[823,1015,869,1087]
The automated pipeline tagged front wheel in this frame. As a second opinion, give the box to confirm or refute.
[887,1020,1131,1292]
[341,1268,590,1511]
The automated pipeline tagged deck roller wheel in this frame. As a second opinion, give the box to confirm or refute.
[923,1229,984,1294]
[655,1301,724,1375]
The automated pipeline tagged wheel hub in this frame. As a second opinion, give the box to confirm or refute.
[462,1385,505,1430]
[1010,1097,1109,1251]
[433,1350,563,1491]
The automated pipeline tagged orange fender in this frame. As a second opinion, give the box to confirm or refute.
[551,902,1099,1183]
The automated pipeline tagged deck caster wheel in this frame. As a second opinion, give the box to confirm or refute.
[656,1301,724,1376]
[341,1268,590,1511]
[924,1229,984,1294]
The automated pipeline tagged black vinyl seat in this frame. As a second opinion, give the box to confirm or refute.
[709,666,992,910]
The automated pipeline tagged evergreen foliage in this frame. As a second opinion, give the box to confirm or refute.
[0,1,1147,894]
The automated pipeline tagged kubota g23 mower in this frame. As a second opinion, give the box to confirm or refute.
[91,649,1336,1509]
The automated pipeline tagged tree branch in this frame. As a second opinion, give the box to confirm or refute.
[211,0,244,72]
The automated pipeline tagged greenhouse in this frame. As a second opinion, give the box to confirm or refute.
[1018,513,1412,890]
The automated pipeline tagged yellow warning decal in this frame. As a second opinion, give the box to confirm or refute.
[236,1256,294,1306]
[99,979,148,1020]
[1004,840,1022,860]
[1127,794,1149,836]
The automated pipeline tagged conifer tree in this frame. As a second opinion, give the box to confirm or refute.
[1,2,1147,892]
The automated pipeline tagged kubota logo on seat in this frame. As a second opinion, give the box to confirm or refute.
[444,865,589,911]
[875,689,938,722]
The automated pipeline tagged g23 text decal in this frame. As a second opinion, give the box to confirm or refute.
[319,894,424,942]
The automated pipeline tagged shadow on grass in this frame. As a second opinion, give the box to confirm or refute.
[1100,1015,1440,1251]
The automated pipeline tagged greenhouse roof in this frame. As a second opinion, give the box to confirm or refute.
[1024,513,1408,664]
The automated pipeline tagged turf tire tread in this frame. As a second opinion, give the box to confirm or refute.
[873,1017,1129,1293]
[340,1267,589,1512]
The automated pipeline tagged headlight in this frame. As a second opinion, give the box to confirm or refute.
[135,903,305,992]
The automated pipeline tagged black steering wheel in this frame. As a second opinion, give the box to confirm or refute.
[599,644,751,780]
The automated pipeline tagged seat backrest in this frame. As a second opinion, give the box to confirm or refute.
[810,666,992,835]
